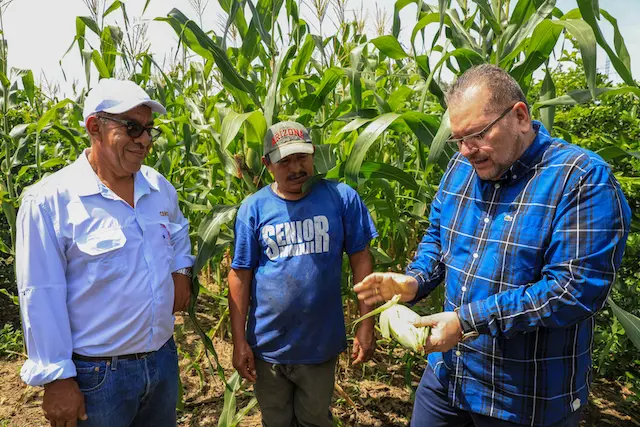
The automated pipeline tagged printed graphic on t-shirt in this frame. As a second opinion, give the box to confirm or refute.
[261,215,329,260]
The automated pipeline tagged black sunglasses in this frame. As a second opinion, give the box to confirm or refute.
[99,115,162,141]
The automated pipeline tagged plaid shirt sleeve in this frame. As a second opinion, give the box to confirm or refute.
[458,165,631,338]
[405,187,446,304]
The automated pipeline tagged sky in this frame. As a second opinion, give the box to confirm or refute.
[2,0,639,96]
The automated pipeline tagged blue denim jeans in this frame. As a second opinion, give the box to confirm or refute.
[75,337,179,427]
[411,366,583,427]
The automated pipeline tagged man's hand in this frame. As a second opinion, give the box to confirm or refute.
[232,340,257,382]
[352,322,375,365]
[354,272,419,306]
[413,311,463,354]
[172,272,192,313]
[42,378,87,427]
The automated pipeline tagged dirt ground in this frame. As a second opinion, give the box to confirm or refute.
[1,313,639,427]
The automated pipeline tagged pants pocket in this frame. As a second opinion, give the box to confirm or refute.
[74,360,110,393]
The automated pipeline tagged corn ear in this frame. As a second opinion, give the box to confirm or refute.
[351,294,429,354]
[379,305,430,354]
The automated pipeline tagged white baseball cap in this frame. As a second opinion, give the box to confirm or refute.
[82,78,167,123]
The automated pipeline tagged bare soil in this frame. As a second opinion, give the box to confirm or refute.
[1,313,639,427]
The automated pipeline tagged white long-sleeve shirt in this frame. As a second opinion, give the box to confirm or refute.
[16,150,195,386]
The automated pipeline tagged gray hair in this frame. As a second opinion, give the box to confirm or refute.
[446,64,529,113]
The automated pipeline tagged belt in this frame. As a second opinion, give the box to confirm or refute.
[72,351,152,362]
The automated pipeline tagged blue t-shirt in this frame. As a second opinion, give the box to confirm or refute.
[231,180,378,364]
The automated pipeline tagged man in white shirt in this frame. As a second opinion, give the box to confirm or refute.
[16,79,195,427]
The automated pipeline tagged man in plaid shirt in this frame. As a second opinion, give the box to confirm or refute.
[354,65,631,427]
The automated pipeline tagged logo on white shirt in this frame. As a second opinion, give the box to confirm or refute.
[261,216,330,260]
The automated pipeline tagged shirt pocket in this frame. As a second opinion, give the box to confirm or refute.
[499,213,551,284]
[141,219,176,274]
[75,227,128,285]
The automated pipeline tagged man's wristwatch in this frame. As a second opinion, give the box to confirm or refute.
[174,267,193,278]
[454,307,480,342]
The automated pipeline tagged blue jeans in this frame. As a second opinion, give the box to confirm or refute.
[411,366,583,427]
[75,337,179,427]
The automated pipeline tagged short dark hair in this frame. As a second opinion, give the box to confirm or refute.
[446,64,529,113]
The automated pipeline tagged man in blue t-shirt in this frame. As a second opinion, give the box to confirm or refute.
[229,121,378,426]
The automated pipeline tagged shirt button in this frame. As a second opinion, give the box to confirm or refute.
[484,217,490,224]
[455,350,462,357]
[461,286,467,292]
[512,174,518,179]
[473,253,479,259]
[494,183,501,189]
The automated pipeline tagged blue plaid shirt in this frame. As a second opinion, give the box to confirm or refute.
[407,122,631,426]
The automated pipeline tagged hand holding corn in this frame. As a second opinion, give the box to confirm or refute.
[412,311,464,354]
[354,272,419,306]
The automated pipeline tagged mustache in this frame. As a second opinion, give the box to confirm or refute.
[287,172,308,181]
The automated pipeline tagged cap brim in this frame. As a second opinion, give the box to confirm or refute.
[269,142,314,163]
[102,99,167,116]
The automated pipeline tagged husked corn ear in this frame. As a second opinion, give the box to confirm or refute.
[351,294,430,354]
[379,305,430,354]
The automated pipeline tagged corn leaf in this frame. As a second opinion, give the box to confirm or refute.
[352,294,402,327]
[539,67,556,130]
[345,113,402,185]
[608,298,640,351]
[428,110,451,165]
[231,397,258,426]
[300,67,345,112]
[315,144,337,174]
[265,44,296,126]
[576,0,635,86]
[221,111,265,151]
[143,0,152,14]
[359,162,420,192]
[103,0,122,18]
[471,0,501,35]
[600,10,631,72]
[532,86,640,109]
[246,0,274,53]
[21,70,34,105]
[509,20,563,87]
[411,13,440,51]
[596,146,640,162]
[161,9,261,108]
[37,99,74,133]
[555,19,597,100]
[502,0,556,59]
[91,50,110,78]
[371,35,408,59]
[194,205,238,275]
[78,16,101,36]
[393,0,418,38]
[218,371,242,427]
[290,34,315,76]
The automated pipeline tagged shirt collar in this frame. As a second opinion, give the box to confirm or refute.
[71,149,160,196]
[71,150,101,196]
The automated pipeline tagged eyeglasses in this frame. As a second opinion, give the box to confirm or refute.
[99,115,162,141]
[447,104,516,148]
